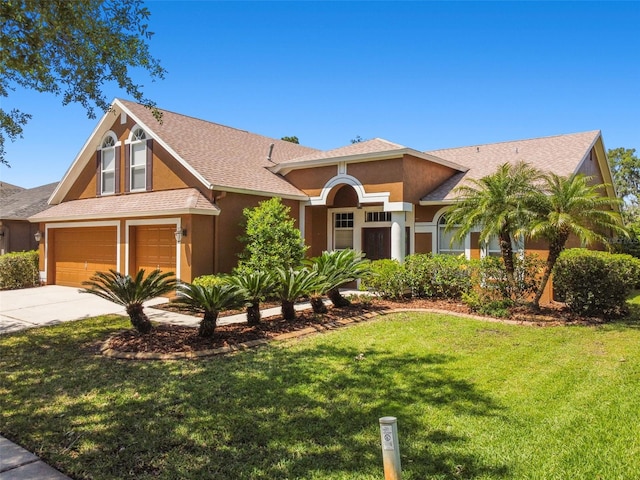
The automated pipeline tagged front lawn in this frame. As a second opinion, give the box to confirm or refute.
[1,312,639,479]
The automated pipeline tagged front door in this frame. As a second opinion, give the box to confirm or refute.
[362,227,390,261]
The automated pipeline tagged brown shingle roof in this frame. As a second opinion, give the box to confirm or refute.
[1,182,57,220]
[421,130,601,203]
[120,100,319,198]
[31,188,219,222]
[279,138,407,163]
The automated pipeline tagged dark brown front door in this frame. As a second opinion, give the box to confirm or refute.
[362,227,391,261]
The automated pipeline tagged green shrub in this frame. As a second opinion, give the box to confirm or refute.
[192,274,226,289]
[478,253,544,302]
[362,259,408,299]
[404,253,476,300]
[0,250,39,290]
[462,290,514,318]
[553,249,633,318]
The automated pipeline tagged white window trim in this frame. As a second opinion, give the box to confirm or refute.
[126,125,147,192]
[99,132,120,196]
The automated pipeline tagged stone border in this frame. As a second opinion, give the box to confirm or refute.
[99,308,545,361]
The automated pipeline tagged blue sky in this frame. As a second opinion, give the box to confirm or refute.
[2,1,639,188]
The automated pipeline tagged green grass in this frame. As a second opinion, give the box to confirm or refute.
[1,313,640,479]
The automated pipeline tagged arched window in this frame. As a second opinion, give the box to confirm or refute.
[129,127,147,191]
[99,134,117,195]
[438,215,465,255]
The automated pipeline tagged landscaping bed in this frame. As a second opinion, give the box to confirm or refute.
[113,298,599,357]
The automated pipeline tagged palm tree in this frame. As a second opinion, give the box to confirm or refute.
[446,161,542,295]
[274,267,319,321]
[81,269,177,334]
[176,282,242,337]
[307,249,371,307]
[228,271,275,326]
[528,173,627,308]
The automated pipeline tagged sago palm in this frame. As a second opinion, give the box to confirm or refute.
[446,161,542,296]
[307,249,371,307]
[528,173,627,308]
[81,269,177,334]
[228,271,275,326]
[275,267,319,321]
[176,282,242,337]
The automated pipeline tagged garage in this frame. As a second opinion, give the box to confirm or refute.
[53,226,118,287]
[132,225,177,277]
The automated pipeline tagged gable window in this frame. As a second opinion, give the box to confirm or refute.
[130,128,147,191]
[100,136,116,195]
[334,212,354,249]
[438,215,465,255]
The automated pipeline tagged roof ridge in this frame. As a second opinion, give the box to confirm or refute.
[117,98,320,151]
[426,130,601,152]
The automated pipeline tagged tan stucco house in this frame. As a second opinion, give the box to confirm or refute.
[31,99,618,303]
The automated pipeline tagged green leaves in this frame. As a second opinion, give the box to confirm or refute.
[237,197,307,273]
[81,268,176,332]
[0,0,165,165]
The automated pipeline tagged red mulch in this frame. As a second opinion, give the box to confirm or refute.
[105,298,596,356]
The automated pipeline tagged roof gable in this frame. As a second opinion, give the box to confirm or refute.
[51,99,320,204]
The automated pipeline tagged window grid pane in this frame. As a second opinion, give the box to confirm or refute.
[334,212,353,228]
[365,211,391,222]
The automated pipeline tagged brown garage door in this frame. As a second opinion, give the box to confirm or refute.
[133,225,177,277]
[54,227,117,287]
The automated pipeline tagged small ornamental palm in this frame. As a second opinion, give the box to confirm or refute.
[307,249,371,307]
[81,269,177,334]
[176,282,242,337]
[228,271,275,326]
[275,267,319,321]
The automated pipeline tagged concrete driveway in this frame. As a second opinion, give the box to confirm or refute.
[0,285,168,335]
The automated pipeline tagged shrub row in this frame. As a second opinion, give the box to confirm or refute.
[363,250,640,319]
[0,251,40,290]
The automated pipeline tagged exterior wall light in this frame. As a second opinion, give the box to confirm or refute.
[34,231,42,242]
[174,228,187,242]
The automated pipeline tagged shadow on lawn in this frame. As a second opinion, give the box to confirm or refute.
[1,317,510,479]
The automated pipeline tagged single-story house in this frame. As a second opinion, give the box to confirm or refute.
[1,182,58,254]
[31,99,618,303]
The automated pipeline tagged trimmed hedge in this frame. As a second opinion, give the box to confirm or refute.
[553,249,640,317]
[0,250,40,290]
[363,254,476,300]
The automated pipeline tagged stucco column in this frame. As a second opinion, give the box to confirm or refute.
[390,211,405,262]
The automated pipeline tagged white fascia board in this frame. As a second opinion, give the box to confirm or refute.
[272,148,469,176]
[49,105,123,204]
[210,184,308,201]
[29,208,220,223]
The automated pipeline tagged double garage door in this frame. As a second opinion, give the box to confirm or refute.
[52,225,176,287]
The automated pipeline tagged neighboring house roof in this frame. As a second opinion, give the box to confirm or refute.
[1,182,58,220]
[271,137,469,174]
[31,188,219,222]
[420,130,602,203]
[0,181,25,201]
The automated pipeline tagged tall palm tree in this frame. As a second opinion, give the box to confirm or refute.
[176,282,242,337]
[81,269,177,334]
[446,161,542,294]
[528,173,627,308]
[228,271,275,326]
